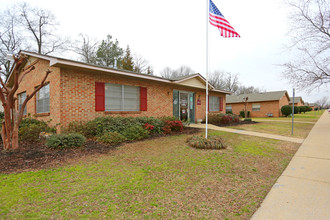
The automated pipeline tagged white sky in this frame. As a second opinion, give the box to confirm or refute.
[1,0,329,103]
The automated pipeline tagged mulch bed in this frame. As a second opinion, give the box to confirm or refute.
[0,127,201,174]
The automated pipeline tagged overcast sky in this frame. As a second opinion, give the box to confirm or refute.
[1,0,329,103]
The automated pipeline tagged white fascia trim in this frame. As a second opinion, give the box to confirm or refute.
[211,89,232,94]
[174,74,215,90]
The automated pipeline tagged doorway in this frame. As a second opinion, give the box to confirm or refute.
[173,90,195,123]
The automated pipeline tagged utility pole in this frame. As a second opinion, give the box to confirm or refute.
[291,88,295,136]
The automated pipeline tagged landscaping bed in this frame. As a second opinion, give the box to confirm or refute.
[0,127,201,174]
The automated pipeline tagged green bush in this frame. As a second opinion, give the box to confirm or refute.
[46,133,86,149]
[187,135,226,150]
[226,110,233,114]
[299,106,307,113]
[294,106,299,114]
[207,113,240,125]
[121,125,150,141]
[281,105,292,117]
[239,110,250,118]
[96,132,126,145]
[19,118,55,143]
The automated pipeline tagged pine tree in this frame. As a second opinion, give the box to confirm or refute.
[120,45,134,71]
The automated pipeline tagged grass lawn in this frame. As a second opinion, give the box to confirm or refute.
[253,110,324,123]
[0,131,299,219]
[228,121,314,138]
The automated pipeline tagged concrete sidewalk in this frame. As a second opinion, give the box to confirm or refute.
[252,111,330,220]
[189,123,304,143]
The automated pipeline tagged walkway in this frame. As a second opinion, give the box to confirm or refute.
[252,111,330,219]
[189,123,304,143]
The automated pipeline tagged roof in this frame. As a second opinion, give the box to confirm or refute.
[289,97,304,104]
[226,90,289,104]
[8,51,231,94]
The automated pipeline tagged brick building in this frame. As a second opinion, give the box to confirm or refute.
[289,96,305,106]
[226,91,290,117]
[8,51,230,130]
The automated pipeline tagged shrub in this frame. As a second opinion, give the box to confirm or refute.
[226,110,233,114]
[208,113,224,124]
[144,123,155,132]
[0,111,4,120]
[187,135,226,150]
[220,115,233,124]
[121,125,150,141]
[294,106,299,114]
[281,105,292,117]
[46,133,86,149]
[163,120,184,134]
[244,118,252,122]
[96,132,126,145]
[231,114,240,123]
[299,106,307,113]
[239,110,250,118]
[19,118,55,143]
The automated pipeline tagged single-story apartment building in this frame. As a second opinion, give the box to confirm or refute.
[8,51,230,130]
[289,97,305,106]
[226,90,290,117]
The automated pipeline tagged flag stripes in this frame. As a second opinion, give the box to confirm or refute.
[209,0,240,38]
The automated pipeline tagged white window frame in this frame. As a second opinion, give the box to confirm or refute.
[252,103,260,111]
[209,96,220,112]
[18,92,27,115]
[36,84,50,113]
[105,83,140,111]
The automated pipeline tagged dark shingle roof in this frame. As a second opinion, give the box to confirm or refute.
[226,91,289,104]
[289,97,303,104]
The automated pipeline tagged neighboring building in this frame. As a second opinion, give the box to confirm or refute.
[226,90,290,117]
[8,51,230,130]
[306,102,316,110]
[289,96,305,106]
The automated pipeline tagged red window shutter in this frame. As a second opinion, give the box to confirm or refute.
[220,97,223,111]
[95,82,105,111]
[140,87,147,111]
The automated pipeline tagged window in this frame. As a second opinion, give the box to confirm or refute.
[209,96,220,112]
[252,103,260,111]
[105,83,140,111]
[36,84,50,113]
[18,92,27,115]
[226,105,232,112]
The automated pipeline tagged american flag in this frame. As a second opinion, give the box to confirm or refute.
[209,0,240,38]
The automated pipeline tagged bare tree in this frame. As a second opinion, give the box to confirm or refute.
[74,34,98,65]
[283,0,330,90]
[235,85,265,95]
[133,53,148,73]
[19,2,68,55]
[315,96,329,108]
[0,55,51,150]
[0,7,23,78]
[209,71,240,93]
[160,65,194,79]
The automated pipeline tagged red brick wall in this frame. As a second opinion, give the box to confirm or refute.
[59,67,226,127]
[230,100,283,117]
[16,58,226,129]
[16,59,61,127]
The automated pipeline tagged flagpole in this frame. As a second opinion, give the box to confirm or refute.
[205,0,209,139]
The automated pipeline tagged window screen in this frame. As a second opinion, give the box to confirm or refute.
[36,84,50,113]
